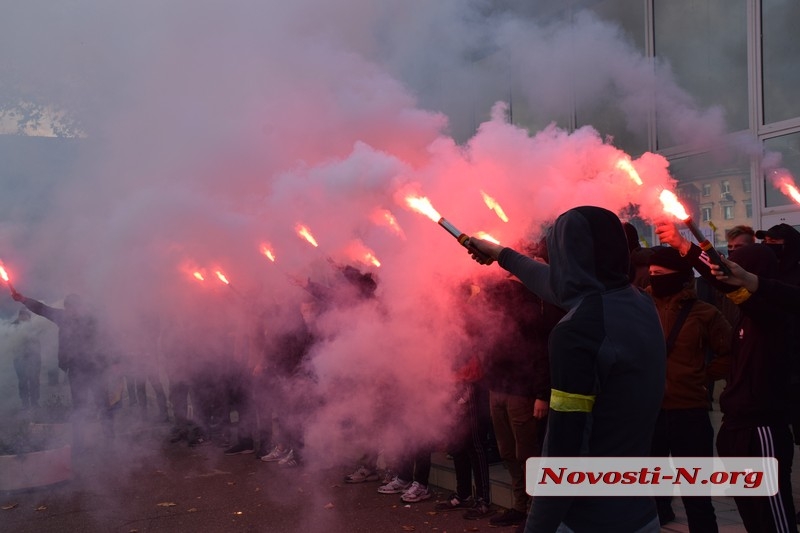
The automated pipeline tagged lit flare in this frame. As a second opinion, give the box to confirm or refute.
[616,157,643,186]
[260,244,276,262]
[296,224,319,247]
[480,191,509,222]
[659,190,690,221]
[474,232,500,244]
[215,270,230,285]
[769,169,800,205]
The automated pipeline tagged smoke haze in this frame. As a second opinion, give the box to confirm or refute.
[0,0,745,495]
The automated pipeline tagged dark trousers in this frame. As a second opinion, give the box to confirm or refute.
[650,408,718,533]
[450,384,492,502]
[490,391,544,512]
[717,423,797,533]
[14,354,41,408]
[397,449,432,486]
[69,367,113,448]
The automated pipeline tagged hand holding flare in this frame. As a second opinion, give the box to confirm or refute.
[0,263,22,301]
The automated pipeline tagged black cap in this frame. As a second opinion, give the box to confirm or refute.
[755,223,800,241]
[649,246,693,281]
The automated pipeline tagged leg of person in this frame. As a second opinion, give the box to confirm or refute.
[68,369,92,451]
[718,423,796,533]
[668,409,718,533]
[28,354,42,408]
[462,386,495,520]
[649,409,676,525]
[401,451,433,503]
[488,391,530,527]
[14,356,29,408]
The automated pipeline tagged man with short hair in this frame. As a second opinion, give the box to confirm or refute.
[726,225,755,254]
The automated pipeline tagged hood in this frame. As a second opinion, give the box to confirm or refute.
[546,206,630,308]
[729,243,778,279]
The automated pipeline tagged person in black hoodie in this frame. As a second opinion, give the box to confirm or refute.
[468,206,665,533]
[657,222,798,533]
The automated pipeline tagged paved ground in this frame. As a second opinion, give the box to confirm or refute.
[2,423,515,533]
[3,404,800,532]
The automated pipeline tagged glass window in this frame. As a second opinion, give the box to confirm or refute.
[763,133,800,208]
[762,0,800,124]
[720,180,731,194]
[745,201,753,218]
[723,205,735,219]
[741,177,751,194]
[654,0,748,148]
[702,184,711,196]
[670,151,751,232]
[575,0,648,156]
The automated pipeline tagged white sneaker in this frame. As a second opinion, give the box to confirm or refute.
[260,445,289,462]
[401,481,431,503]
[377,476,411,494]
[277,448,295,466]
[344,465,380,483]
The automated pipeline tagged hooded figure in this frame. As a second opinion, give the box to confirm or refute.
[488,206,665,533]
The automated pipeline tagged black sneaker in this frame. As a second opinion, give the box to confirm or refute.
[434,493,475,511]
[224,438,255,455]
[489,508,527,526]
[463,502,496,520]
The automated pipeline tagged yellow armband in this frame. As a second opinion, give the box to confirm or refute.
[726,287,752,305]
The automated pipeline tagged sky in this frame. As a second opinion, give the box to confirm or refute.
[0,0,748,495]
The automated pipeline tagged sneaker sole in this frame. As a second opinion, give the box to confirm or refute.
[225,449,255,455]
[401,494,432,503]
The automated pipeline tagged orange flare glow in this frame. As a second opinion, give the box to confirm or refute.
[616,157,643,186]
[370,209,406,239]
[480,191,509,222]
[345,241,382,268]
[296,224,319,247]
[770,169,800,205]
[215,271,230,285]
[474,231,500,244]
[659,190,690,221]
[405,195,441,222]
[193,271,205,281]
[0,264,9,283]
[260,244,276,262]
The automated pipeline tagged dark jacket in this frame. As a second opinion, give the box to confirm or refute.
[498,206,665,533]
[685,243,792,428]
[648,284,731,410]
[20,297,101,373]
[480,277,562,399]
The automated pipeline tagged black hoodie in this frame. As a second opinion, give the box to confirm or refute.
[497,206,665,533]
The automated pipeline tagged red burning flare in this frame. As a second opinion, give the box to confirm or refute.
[480,191,509,222]
[0,264,9,283]
[296,224,319,247]
[260,243,276,262]
[474,231,500,244]
[405,195,441,222]
[659,190,690,221]
[345,241,382,268]
[193,271,205,282]
[616,157,643,186]
[215,270,230,285]
[370,208,406,239]
[769,168,800,205]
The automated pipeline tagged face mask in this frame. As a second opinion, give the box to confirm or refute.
[650,272,687,298]
[765,243,785,261]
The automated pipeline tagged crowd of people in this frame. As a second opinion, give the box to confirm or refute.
[3,208,800,533]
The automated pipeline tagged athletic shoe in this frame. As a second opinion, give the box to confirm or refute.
[344,465,380,483]
[224,438,255,455]
[434,493,475,511]
[277,449,296,466]
[463,501,497,520]
[489,508,527,526]
[260,445,290,462]
[377,476,411,494]
[400,481,431,503]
